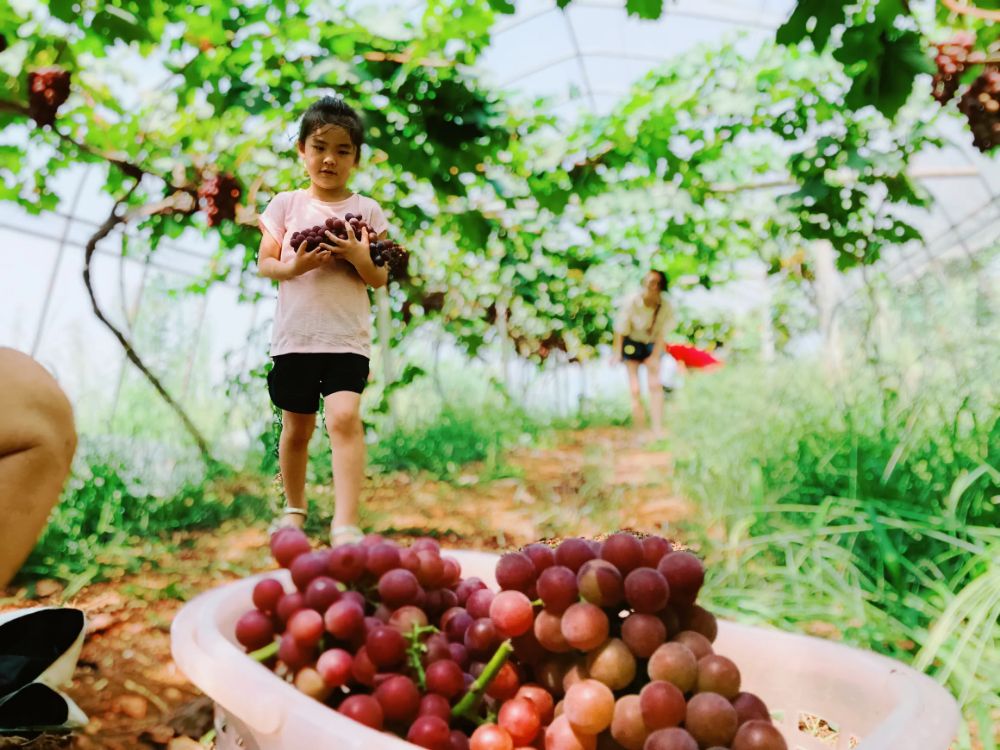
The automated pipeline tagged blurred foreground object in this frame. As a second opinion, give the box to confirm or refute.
[0,349,77,589]
[0,608,88,732]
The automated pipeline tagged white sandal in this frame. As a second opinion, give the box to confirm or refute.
[268,506,308,535]
[330,523,365,546]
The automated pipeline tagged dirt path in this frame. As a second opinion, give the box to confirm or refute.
[0,427,688,750]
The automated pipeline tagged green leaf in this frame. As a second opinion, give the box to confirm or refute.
[625,0,665,20]
[556,0,572,8]
[91,6,154,44]
[48,0,78,23]
[840,29,927,119]
[776,0,851,51]
[486,0,516,12]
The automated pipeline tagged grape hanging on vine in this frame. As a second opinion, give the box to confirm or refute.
[932,32,981,105]
[198,173,242,226]
[27,67,72,128]
[958,68,1000,152]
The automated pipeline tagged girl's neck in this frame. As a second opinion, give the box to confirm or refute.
[642,291,660,306]
[308,183,354,203]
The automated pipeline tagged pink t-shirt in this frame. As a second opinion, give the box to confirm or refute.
[259,189,389,358]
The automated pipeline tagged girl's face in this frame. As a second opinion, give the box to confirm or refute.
[643,272,662,295]
[298,125,358,193]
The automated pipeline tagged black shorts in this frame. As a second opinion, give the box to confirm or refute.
[267,353,370,414]
[622,337,655,362]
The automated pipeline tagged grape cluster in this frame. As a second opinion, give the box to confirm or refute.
[958,68,1000,153]
[932,32,980,105]
[235,530,786,750]
[198,173,242,226]
[481,534,785,750]
[27,67,71,128]
[289,213,410,279]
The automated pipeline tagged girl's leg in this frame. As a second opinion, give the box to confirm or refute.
[645,355,664,436]
[625,359,646,429]
[279,410,316,528]
[324,391,365,542]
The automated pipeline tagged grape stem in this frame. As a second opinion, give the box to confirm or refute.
[451,639,514,722]
[249,640,280,662]
[405,624,440,690]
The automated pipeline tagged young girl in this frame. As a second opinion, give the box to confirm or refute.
[257,96,389,545]
[612,269,674,436]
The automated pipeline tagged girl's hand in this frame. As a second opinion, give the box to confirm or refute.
[290,240,332,276]
[320,226,370,267]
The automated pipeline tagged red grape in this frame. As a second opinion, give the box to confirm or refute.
[555,538,596,572]
[623,568,669,613]
[409,715,452,750]
[490,590,534,637]
[732,692,771,725]
[731,720,787,750]
[456,577,488,606]
[278,633,314,671]
[537,566,579,615]
[316,648,353,687]
[467,588,496,620]
[339,694,383,730]
[328,543,367,582]
[375,674,421,723]
[235,610,274,651]
[305,575,342,612]
[561,602,609,651]
[516,684,555,725]
[426,659,465,698]
[621,613,667,658]
[390,604,430,632]
[324,598,364,639]
[685,692,738,748]
[252,578,285,614]
[544,714,596,750]
[288,608,324,648]
[485,661,521,701]
[275,591,305,627]
[379,568,420,608]
[366,542,402,577]
[420,693,453,722]
[367,625,407,668]
[577,559,624,607]
[697,654,740,699]
[522,543,556,574]
[290,551,330,591]
[639,681,685,729]
[643,728,698,750]
[564,679,614,734]
[351,646,377,686]
[470,723,514,750]
[656,552,704,607]
[498,697,541,746]
[496,552,537,592]
[600,532,644,575]
[271,527,311,568]
[640,536,673,568]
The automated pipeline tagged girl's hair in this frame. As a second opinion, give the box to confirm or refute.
[298,96,365,154]
[650,269,669,292]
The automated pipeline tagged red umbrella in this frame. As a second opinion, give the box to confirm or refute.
[666,344,722,369]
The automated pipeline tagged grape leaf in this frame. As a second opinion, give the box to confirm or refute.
[625,0,665,20]
[837,27,930,119]
[776,0,851,52]
[486,0,515,13]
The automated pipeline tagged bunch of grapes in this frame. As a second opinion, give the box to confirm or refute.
[474,533,786,750]
[288,212,410,279]
[958,68,1000,153]
[27,67,72,128]
[198,173,242,226]
[932,32,981,105]
[235,530,786,750]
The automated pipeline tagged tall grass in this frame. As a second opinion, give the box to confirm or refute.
[665,345,999,747]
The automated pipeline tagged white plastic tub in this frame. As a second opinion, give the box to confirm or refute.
[170,550,959,750]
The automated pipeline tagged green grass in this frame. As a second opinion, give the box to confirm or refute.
[664,353,1000,749]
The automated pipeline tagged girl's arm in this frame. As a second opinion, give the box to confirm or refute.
[257,229,331,281]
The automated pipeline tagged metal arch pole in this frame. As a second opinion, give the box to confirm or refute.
[31,165,92,357]
[182,290,211,400]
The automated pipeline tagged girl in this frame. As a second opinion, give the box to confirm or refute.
[257,96,389,545]
[612,269,674,436]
